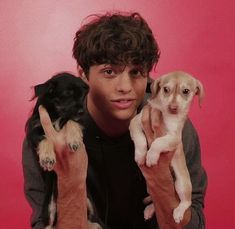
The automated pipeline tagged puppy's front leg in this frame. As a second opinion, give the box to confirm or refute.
[129,114,148,165]
[38,138,56,171]
[171,145,192,223]
[146,134,179,167]
[64,120,83,152]
[144,203,155,220]
[88,221,103,229]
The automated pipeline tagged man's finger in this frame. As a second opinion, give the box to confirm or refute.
[150,108,162,138]
[141,105,154,146]
[39,105,57,138]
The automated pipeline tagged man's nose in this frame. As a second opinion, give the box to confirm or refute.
[116,73,132,93]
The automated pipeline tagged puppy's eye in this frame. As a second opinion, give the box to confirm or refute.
[63,90,74,97]
[182,89,190,95]
[163,87,170,93]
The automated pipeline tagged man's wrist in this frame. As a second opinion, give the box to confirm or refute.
[57,180,88,229]
[140,153,184,228]
[57,176,86,201]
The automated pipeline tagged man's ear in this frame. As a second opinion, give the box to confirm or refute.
[77,66,88,84]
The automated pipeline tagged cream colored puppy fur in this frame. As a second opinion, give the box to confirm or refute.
[129,71,204,223]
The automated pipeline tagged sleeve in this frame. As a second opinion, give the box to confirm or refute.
[182,120,208,229]
[22,138,46,229]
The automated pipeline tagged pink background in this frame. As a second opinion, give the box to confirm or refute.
[0,0,234,228]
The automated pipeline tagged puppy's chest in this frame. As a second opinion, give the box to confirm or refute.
[163,115,185,135]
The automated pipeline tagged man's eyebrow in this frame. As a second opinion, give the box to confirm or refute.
[131,65,146,71]
[101,64,111,68]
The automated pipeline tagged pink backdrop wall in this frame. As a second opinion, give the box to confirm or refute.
[0,0,234,228]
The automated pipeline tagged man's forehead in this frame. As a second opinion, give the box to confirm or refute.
[104,63,146,70]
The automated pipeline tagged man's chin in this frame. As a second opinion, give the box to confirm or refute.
[112,109,136,122]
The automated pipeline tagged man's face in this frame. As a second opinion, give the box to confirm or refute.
[85,64,148,124]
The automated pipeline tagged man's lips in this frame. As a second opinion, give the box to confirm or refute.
[111,98,135,109]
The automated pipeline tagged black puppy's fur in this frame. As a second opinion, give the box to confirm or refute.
[25,72,89,228]
[26,72,88,148]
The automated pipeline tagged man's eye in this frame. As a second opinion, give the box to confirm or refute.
[104,69,114,75]
[182,89,190,95]
[130,69,144,77]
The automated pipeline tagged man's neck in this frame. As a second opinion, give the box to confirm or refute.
[86,100,132,137]
[92,115,130,137]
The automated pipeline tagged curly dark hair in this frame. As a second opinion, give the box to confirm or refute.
[72,12,160,75]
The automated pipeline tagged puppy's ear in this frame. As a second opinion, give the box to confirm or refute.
[150,78,161,98]
[34,82,54,97]
[34,83,47,97]
[195,80,205,107]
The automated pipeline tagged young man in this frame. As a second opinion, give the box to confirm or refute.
[23,12,207,229]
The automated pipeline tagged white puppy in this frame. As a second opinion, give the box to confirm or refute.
[129,71,204,223]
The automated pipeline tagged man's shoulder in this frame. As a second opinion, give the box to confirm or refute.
[183,119,198,138]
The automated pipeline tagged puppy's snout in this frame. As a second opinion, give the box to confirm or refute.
[168,104,178,114]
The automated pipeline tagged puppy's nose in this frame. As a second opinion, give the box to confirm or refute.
[168,105,178,114]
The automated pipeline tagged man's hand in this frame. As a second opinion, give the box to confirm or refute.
[39,105,88,229]
[141,104,163,145]
[39,105,88,181]
[139,104,190,229]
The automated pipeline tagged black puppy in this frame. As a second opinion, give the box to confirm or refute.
[25,72,92,228]
[26,72,88,171]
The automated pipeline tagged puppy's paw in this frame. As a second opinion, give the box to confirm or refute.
[44,226,55,229]
[135,151,146,166]
[144,203,155,220]
[65,120,83,152]
[146,151,160,167]
[173,208,184,224]
[38,139,56,171]
[88,221,103,229]
[68,142,81,152]
[173,201,191,224]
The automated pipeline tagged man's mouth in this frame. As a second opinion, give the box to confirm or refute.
[111,99,135,109]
